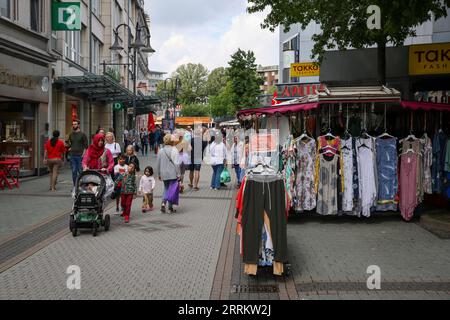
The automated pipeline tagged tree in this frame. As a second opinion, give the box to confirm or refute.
[209,81,236,117]
[180,104,210,117]
[173,63,209,105]
[247,0,450,85]
[227,49,263,109]
[206,67,229,96]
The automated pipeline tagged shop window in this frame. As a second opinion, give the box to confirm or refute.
[0,102,36,176]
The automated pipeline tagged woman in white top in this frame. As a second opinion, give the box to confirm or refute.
[209,134,227,190]
[105,132,121,165]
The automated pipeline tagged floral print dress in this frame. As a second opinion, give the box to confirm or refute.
[294,138,317,211]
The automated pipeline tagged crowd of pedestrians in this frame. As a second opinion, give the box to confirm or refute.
[44,120,248,224]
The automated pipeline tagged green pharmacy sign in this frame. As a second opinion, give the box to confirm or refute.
[113,102,123,110]
[52,1,81,31]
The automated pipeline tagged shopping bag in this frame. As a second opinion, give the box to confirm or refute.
[220,167,231,183]
[164,180,179,205]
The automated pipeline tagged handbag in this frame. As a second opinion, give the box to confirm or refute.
[220,167,231,183]
[164,180,179,205]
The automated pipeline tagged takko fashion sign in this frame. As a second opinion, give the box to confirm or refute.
[409,42,450,75]
[276,83,327,99]
[291,62,320,77]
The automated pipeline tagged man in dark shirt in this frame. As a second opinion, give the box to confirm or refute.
[67,120,88,187]
[188,128,207,190]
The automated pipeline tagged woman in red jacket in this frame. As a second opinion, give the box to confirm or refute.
[44,130,66,191]
[82,133,114,174]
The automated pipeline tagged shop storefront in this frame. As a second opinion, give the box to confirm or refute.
[0,53,52,177]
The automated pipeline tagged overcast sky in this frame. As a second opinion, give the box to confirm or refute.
[144,0,279,75]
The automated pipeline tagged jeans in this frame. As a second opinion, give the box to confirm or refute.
[141,143,148,155]
[233,164,242,185]
[211,164,224,189]
[70,155,83,186]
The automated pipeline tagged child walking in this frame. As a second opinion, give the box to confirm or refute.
[139,166,156,212]
[113,154,128,212]
[115,163,137,223]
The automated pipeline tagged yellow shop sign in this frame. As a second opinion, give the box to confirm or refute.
[409,43,450,75]
[291,62,320,77]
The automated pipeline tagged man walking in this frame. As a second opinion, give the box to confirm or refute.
[67,120,88,190]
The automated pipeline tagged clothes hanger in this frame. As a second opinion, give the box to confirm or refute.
[378,104,394,139]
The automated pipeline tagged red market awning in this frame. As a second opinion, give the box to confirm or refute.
[238,102,319,117]
[401,100,450,111]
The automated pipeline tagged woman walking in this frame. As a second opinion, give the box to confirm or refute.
[82,133,114,174]
[209,134,227,190]
[105,132,121,166]
[156,134,181,214]
[44,130,66,191]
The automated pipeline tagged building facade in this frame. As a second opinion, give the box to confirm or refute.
[279,8,450,98]
[0,0,56,176]
[257,65,279,94]
[0,0,156,177]
[53,0,156,146]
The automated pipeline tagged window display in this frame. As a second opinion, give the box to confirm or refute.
[0,104,36,176]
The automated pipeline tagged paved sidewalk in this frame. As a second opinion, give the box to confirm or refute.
[0,165,74,242]
[0,153,234,299]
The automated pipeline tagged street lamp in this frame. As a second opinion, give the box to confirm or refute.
[163,76,181,132]
[109,22,155,131]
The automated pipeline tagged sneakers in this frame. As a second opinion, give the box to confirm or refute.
[161,205,166,213]
[124,215,130,223]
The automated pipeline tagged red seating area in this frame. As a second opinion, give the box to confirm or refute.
[0,157,20,189]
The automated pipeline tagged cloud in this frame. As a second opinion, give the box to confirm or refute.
[146,1,278,75]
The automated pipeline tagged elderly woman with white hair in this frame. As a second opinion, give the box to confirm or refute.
[105,132,122,165]
[156,134,181,213]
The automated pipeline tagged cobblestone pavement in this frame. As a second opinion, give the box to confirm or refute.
[289,215,450,299]
[0,166,74,241]
[0,154,233,300]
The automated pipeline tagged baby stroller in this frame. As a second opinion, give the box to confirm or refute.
[70,170,113,237]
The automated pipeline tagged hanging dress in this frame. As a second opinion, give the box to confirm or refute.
[400,152,419,221]
[375,137,398,212]
[401,139,423,202]
[295,138,317,211]
[316,154,339,216]
[420,136,433,195]
[341,137,355,213]
[356,137,377,217]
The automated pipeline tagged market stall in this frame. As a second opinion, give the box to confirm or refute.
[236,85,450,221]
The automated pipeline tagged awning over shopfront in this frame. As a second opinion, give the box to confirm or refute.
[238,102,319,117]
[238,85,402,118]
[401,100,450,111]
[55,74,161,113]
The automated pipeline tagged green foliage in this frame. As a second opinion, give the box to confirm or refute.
[206,67,229,96]
[227,49,263,110]
[209,81,236,117]
[267,86,277,95]
[247,0,450,84]
[180,104,210,117]
[173,63,209,105]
